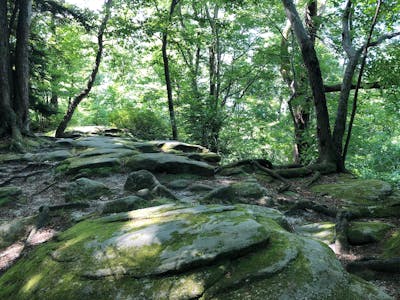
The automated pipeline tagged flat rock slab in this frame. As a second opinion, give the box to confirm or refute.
[64,178,111,202]
[312,179,392,205]
[23,150,73,162]
[126,153,215,176]
[0,204,391,300]
[295,222,335,244]
[348,221,394,245]
[62,155,121,175]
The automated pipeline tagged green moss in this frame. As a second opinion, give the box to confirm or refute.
[383,230,400,258]
[295,222,335,244]
[347,221,394,245]
[311,179,392,205]
[0,186,22,206]
[0,204,391,300]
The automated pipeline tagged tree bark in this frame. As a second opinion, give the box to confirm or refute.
[162,0,179,141]
[281,0,336,165]
[14,0,32,134]
[342,0,382,163]
[0,0,21,140]
[55,0,112,138]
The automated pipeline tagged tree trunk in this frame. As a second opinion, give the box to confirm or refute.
[55,0,112,138]
[14,0,32,134]
[281,0,336,166]
[162,0,179,141]
[0,0,21,140]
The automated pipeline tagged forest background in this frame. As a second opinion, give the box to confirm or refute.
[0,0,399,185]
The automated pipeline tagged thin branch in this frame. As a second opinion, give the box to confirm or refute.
[342,0,355,57]
[343,0,383,163]
[368,31,400,47]
[324,82,381,93]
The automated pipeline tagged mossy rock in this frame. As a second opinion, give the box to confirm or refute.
[125,153,215,177]
[124,170,160,192]
[186,152,221,164]
[0,153,25,163]
[59,154,122,176]
[311,179,392,205]
[0,186,23,207]
[295,222,335,245]
[202,181,270,204]
[102,196,148,214]
[23,150,73,162]
[158,141,208,153]
[0,204,390,299]
[348,221,394,245]
[64,178,111,202]
[383,230,400,258]
[0,217,35,249]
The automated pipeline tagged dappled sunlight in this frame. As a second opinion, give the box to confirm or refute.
[26,228,57,246]
[22,273,43,294]
[0,242,25,271]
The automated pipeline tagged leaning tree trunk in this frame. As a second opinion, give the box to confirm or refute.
[14,0,32,134]
[162,0,179,141]
[281,0,337,166]
[55,0,112,138]
[0,0,21,141]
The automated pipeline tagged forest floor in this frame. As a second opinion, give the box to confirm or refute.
[0,132,399,299]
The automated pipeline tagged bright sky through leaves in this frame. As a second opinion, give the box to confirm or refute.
[65,0,103,11]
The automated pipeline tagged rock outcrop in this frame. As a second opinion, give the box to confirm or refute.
[0,204,390,300]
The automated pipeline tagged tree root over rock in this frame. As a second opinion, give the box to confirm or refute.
[346,257,400,274]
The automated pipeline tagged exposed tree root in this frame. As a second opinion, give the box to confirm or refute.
[304,171,321,187]
[335,210,352,254]
[0,170,46,187]
[285,199,337,217]
[346,257,400,274]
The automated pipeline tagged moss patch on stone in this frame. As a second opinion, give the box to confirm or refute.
[383,230,400,258]
[0,186,23,207]
[348,221,394,245]
[295,222,335,244]
[311,179,392,205]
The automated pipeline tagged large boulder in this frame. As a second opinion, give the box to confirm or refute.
[125,153,215,176]
[64,178,111,202]
[311,179,392,205]
[347,221,394,245]
[0,204,390,299]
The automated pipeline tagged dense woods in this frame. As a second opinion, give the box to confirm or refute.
[1,0,399,181]
[1,1,400,298]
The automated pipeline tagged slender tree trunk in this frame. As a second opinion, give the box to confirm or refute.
[162,0,179,140]
[55,0,112,138]
[281,0,336,166]
[0,0,21,140]
[342,0,382,163]
[14,0,32,134]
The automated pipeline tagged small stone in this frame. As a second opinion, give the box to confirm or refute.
[65,178,110,202]
[124,170,160,192]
